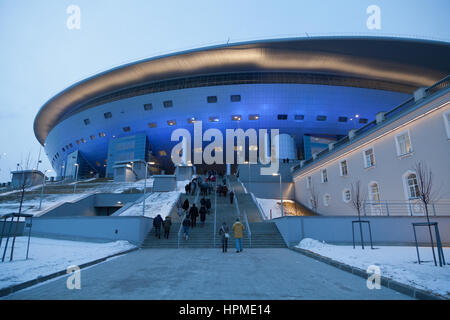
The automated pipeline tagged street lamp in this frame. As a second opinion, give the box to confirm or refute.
[73,163,79,193]
[273,172,284,217]
[142,161,156,216]
[39,169,52,210]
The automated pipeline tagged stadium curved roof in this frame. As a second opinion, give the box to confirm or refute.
[34,36,450,145]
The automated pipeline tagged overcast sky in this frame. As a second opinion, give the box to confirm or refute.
[0,0,449,182]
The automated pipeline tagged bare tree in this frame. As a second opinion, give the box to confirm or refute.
[350,180,366,220]
[17,153,33,214]
[309,183,319,213]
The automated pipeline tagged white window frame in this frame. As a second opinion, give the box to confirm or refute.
[395,130,413,157]
[339,159,348,177]
[368,181,381,202]
[342,189,351,203]
[362,147,375,168]
[323,194,330,207]
[321,169,328,183]
[444,111,450,139]
[403,171,420,200]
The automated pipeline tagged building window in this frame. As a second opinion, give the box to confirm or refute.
[81,138,86,143]
[90,135,96,140]
[209,116,219,122]
[395,131,413,156]
[104,112,112,119]
[277,114,288,120]
[340,160,348,176]
[207,96,218,103]
[364,148,375,168]
[167,120,176,126]
[143,103,153,111]
[359,118,368,124]
[249,114,260,120]
[99,132,106,138]
[230,95,241,102]
[338,116,348,123]
[406,173,420,199]
[159,150,167,156]
[187,117,198,124]
[323,194,330,207]
[123,126,131,132]
[369,182,381,202]
[148,122,157,128]
[306,176,312,189]
[321,169,328,183]
[163,100,173,108]
[343,189,351,203]
[83,119,90,125]
[295,114,304,120]
[444,111,450,139]
[232,115,242,121]
[316,115,327,121]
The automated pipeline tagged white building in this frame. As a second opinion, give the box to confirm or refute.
[293,78,450,216]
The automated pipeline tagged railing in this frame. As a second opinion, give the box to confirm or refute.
[362,200,450,217]
[293,75,450,175]
[213,178,217,248]
[177,186,200,248]
[243,210,252,248]
[250,192,267,221]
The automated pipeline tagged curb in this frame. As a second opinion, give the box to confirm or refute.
[0,247,139,298]
[290,247,447,300]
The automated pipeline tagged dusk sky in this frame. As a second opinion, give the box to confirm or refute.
[0,0,449,182]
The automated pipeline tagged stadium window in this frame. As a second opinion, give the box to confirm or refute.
[148,122,157,128]
[81,138,86,143]
[340,160,348,176]
[143,103,153,111]
[159,150,167,156]
[163,100,173,108]
[207,96,218,103]
[395,131,413,156]
[167,120,176,126]
[230,95,241,102]
[359,118,368,124]
[338,116,348,122]
[99,132,106,138]
[249,114,260,120]
[232,115,242,121]
[277,114,288,120]
[83,119,90,125]
[316,115,327,121]
[363,148,375,168]
[295,114,304,121]
[123,126,131,132]
[104,112,112,119]
[209,116,219,122]
[90,135,96,140]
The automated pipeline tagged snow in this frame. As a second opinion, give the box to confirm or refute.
[296,238,450,298]
[0,237,136,291]
[119,191,181,219]
[256,197,295,220]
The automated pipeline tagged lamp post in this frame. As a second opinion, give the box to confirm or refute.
[73,164,79,193]
[273,172,284,217]
[142,161,155,216]
[38,169,52,210]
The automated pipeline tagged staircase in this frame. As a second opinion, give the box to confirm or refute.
[141,175,287,249]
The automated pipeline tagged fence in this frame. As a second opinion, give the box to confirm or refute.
[362,200,450,217]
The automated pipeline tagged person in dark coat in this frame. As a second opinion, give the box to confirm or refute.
[163,216,172,239]
[222,185,228,197]
[182,216,191,240]
[200,197,206,207]
[189,204,199,228]
[218,222,230,253]
[153,214,163,239]
[205,198,211,214]
[199,205,207,227]
[185,183,189,195]
[182,198,190,212]
[229,190,234,204]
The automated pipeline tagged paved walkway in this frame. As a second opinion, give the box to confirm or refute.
[4,248,412,300]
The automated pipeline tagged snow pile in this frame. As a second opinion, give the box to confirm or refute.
[119,191,181,219]
[0,237,136,291]
[256,197,295,220]
[296,238,450,298]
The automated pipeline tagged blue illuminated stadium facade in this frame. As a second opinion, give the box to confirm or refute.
[33,37,450,178]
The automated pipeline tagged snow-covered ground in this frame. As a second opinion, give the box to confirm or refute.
[296,238,450,298]
[0,237,136,291]
[119,191,181,219]
[256,197,295,219]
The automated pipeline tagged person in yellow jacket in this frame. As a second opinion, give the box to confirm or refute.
[232,218,245,253]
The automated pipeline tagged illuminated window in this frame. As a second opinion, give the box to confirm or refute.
[187,117,197,124]
[232,115,242,121]
[99,132,106,138]
[167,120,176,126]
[159,150,167,156]
[340,160,348,176]
[406,173,420,199]
[363,148,375,168]
[321,169,328,183]
[395,131,413,156]
[369,182,381,202]
[148,122,157,128]
[249,114,259,120]
[209,116,219,122]
[343,189,351,203]
[163,100,173,108]
[81,138,86,143]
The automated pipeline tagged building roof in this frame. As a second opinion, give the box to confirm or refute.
[34,36,450,145]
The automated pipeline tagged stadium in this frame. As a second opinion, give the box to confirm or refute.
[33,36,450,179]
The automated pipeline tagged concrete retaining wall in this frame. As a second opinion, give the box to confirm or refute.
[274,216,450,246]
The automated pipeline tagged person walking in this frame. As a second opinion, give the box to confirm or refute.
[222,185,228,197]
[189,203,199,228]
[229,190,234,204]
[232,218,245,253]
[205,198,211,214]
[182,216,191,240]
[182,198,189,213]
[153,214,163,239]
[199,205,207,227]
[218,222,230,253]
[200,197,206,207]
[163,216,172,239]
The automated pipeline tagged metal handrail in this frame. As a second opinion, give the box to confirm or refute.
[362,200,450,217]
[243,210,252,248]
[213,178,217,248]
